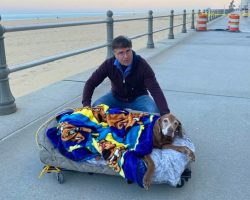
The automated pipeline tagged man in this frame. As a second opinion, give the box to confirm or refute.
[82,35,170,116]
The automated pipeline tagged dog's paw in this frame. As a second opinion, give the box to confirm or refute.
[143,176,151,190]
[188,150,195,162]
[183,147,195,162]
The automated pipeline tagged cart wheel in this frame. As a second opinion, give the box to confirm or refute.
[176,178,185,188]
[56,172,64,184]
[181,168,191,182]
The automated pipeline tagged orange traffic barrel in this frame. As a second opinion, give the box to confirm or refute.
[196,13,207,31]
[228,14,240,32]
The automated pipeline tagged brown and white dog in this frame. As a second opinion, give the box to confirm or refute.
[143,113,195,189]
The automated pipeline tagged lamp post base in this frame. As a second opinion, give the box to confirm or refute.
[0,103,17,115]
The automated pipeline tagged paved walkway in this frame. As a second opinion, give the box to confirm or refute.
[1,16,250,200]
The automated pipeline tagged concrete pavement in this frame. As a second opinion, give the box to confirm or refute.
[1,16,250,200]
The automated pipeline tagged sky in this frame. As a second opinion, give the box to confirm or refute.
[1,0,241,13]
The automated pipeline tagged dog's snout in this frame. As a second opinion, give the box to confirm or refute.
[168,127,173,133]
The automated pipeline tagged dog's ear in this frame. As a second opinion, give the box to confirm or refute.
[158,118,163,133]
[175,120,184,138]
[153,118,162,135]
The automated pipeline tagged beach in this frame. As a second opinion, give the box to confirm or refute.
[1,13,188,97]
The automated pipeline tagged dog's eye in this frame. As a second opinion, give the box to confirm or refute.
[174,121,179,125]
[163,119,168,123]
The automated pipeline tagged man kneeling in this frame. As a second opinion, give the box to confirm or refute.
[82,35,170,116]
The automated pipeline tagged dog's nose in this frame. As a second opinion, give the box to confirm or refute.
[168,127,173,133]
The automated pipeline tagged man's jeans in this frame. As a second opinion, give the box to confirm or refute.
[93,92,159,114]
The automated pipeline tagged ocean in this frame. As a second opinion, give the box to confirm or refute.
[0,9,183,21]
[0,11,147,21]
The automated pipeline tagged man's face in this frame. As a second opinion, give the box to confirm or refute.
[113,47,133,66]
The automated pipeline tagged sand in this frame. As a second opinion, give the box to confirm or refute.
[1,13,190,97]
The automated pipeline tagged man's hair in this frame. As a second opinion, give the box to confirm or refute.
[112,35,132,50]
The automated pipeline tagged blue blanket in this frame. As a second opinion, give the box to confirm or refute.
[46,104,159,188]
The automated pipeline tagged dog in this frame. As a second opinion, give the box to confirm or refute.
[143,113,195,190]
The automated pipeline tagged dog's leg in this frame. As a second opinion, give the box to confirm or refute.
[162,144,195,161]
[143,155,155,190]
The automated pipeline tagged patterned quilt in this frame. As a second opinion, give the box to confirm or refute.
[46,104,159,188]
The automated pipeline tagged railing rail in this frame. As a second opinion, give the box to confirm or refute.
[3,20,108,33]
[9,43,108,73]
[0,9,227,115]
[113,17,148,22]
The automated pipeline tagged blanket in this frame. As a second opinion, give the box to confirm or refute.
[46,104,159,188]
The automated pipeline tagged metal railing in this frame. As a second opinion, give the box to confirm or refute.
[0,9,225,115]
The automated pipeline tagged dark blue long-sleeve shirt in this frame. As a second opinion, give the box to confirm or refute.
[82,52,170,115]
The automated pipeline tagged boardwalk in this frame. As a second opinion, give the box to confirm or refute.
[0,16,250,200]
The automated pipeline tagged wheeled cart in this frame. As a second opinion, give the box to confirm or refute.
[36,107,195,188]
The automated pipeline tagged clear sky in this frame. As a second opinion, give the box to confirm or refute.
[1,0,240,13]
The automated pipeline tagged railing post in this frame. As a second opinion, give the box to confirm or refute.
[106,10,113,59]
[182,9,187,33]
[147,10,154,48]
[209,10,212,21]
[0,25,17,115]
[168,10,174,39]
[191,9,195,29]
